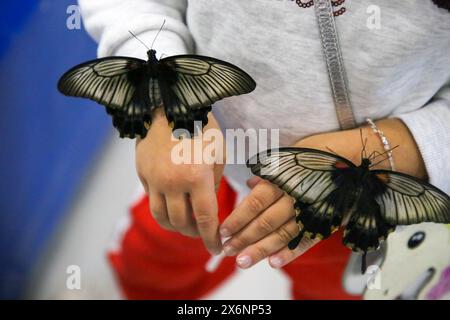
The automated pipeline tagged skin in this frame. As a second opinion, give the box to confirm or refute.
[136,112,427,267]
[136,108,225,255]
[220,118,427,269]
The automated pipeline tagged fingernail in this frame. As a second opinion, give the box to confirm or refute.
[223,245,237,256]
[269,256,284,269]
[220,227,231,237]
[236,255,252,269]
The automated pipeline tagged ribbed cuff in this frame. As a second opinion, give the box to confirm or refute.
[394,101,450,192]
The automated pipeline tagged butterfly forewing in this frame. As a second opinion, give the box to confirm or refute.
[58,57,145,110]
[161,55,256,110]
[247,148,356,204]
[371,170,450,225]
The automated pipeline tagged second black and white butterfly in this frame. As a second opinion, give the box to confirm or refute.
[247,147,450,272]
[58,48,256,138]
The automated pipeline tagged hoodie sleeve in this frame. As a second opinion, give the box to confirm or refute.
[394,83,450,192]
[77,0,194,59]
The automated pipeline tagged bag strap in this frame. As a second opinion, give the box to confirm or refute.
[314,0,356,130]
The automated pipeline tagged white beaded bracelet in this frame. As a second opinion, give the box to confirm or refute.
[366,118,396,171]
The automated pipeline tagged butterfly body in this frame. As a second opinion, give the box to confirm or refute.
[58,49,256,138]
[247,148,450,262]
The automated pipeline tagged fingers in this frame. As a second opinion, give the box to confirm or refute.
[268,236,320,269]
[190,175,222,255]
[234,221,320,270]
[220,180,284,238]
[149,192,174,231]
[234,219,300,269]
[166,193,199,237]
[222,195,295,256]
[246,176,262,189]
[150,191,199,237]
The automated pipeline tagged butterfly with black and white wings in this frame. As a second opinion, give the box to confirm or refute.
[58,49,256,138]
[247,147,450,270]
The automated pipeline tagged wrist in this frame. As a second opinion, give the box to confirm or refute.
[376,118,427,179]
[293,127,390,170]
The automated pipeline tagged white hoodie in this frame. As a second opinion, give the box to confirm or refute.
[78,0,450,194]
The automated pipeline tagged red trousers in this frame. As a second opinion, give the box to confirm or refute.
[108,178,360,300]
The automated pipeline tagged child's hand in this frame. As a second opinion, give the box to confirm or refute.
[218,130,362,269]
[136,109,225,255]
[219,130,366,268]
[220,176,313,269]
[220,119,426,269]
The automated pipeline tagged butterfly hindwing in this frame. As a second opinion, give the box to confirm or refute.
[158,76,212,135]
[161,55,256,110]
[371,170,450,225]
[293,188,350,241]
[343,193,395,253]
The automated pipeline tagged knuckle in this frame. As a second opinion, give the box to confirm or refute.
[185,169,206,184]
[195,211,213,229]
[276,227,296,244]
[159,175,177,188]
[246,195,265,213]
[282,195,295,207]
[230,237,247,250]
[254,245,269,259]
[255,217,274,234]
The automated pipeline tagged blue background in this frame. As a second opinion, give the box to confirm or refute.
[0,0,110,298]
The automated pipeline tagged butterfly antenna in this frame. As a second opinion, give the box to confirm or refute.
[369,145,399,166]
[128,31,150,51]
[369,146,399,169]
[151,19,166,50]
[368,150,379,160]
[369,156,390,168]
[363,138,369,158]
[360,129,368,160]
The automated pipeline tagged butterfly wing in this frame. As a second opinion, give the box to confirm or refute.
[58,57,146,109]
[160,55,256,110]
[105,105,151,139]
[343,192,395,253]
[247,148,356,202]
[370,170,450,225]
[247,148,358,243]
[158,75,212,135]
[58,57,162,138]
